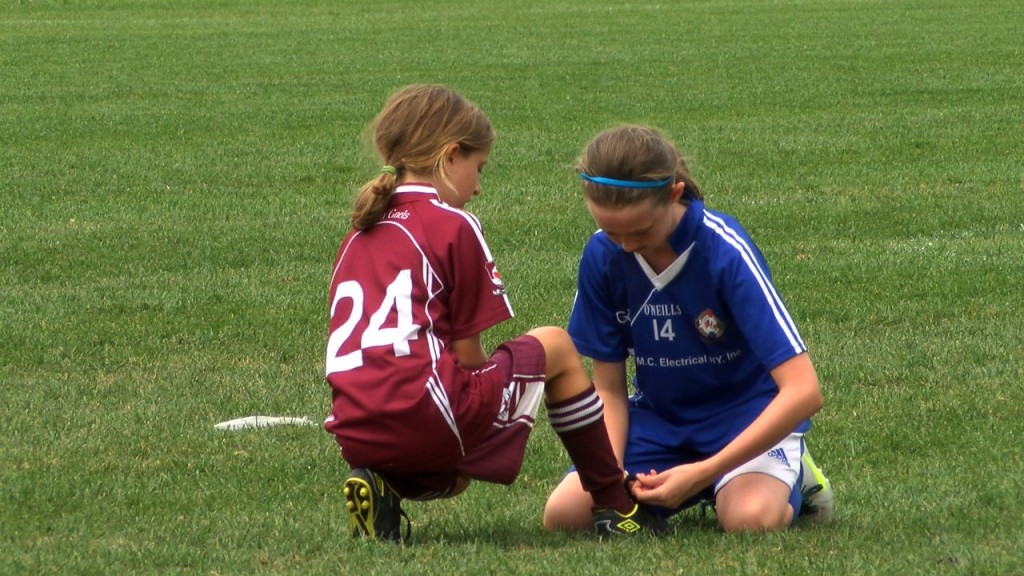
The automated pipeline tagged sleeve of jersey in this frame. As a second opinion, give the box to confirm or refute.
[719,231,807,371]
[446,216,514,341]
[567,237,630,362]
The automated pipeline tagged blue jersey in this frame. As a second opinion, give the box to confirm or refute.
[569,200,810,454]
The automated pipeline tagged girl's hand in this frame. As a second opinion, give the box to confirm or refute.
[631,463,714,509]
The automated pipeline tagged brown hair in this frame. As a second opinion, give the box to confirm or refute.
[350,84,496,230]
[577,125,703,208]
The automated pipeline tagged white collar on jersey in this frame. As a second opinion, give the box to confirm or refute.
[394,183,439,197]
[635,244,693,290]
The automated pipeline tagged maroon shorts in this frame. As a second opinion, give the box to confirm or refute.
[383,334,548,500]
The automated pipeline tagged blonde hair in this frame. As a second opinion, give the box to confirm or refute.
[577,125,703,208]
[350,84,495,230]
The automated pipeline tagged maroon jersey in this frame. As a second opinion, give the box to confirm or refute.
[324,184,514,472]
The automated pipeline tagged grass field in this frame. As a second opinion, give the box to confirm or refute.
[3,0,1023,574]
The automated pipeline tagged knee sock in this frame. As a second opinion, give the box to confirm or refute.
[547,387,633,514]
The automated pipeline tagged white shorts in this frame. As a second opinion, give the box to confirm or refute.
[714,433,804,494]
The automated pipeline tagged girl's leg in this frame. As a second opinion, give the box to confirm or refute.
[715,472,794,532]
[712,435,804,532]
[527,326,592,402]
[543,472,594,530]
[526,326,633,515]
[542,358,687,532]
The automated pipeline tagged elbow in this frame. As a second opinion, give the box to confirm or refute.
[810,391,824,415]
[807,384,824,415]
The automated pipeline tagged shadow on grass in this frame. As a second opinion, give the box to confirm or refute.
[387,507,722,548]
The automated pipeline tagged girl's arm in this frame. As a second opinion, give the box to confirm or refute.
[450,334,489,370]
[633,352,823,507]
[592,359,631,467]
[701,351,823,479]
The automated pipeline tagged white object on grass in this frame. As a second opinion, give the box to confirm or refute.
[214,415,319,430]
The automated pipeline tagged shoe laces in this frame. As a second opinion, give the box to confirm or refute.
[397,507,412,543]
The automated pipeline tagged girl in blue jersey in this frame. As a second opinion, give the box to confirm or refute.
[543,125,834,533]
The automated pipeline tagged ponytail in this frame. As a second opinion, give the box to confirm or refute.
[350,168,400,230]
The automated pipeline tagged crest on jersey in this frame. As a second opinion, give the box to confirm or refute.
[695,308,725,342]
[486,261,506,295]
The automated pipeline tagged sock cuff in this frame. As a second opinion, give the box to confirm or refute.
[547,387,604,434]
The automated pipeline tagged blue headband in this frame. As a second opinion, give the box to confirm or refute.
[579,173,673,189]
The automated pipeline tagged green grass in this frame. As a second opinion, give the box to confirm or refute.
[3,0,1023,574]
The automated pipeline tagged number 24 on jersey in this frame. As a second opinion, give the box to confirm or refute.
[325,270,421,375]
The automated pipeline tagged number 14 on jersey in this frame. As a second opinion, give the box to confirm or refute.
[653,318,676,341]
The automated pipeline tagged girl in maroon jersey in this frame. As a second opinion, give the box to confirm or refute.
[325,84,667,542]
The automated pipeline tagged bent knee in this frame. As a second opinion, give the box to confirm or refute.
[541,499,564,532]
[527,326,575,357]
[543,477,594,532]
[718,500,791,533]
[542,498,593,532]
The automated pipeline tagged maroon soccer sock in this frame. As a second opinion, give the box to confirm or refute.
[546,387,633,514]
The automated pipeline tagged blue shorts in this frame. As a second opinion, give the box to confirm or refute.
[608,403,805,518]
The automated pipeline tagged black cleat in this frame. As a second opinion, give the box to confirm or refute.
[343,468,410,543]
[593,503,671,538]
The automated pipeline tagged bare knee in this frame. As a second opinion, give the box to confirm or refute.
[717,496,791,533]
[543,474,594,532]
[527,326,589,402]
[720,511,789,533]
[542,498,571,531]
[716,474,793,533]
[527,326,576,366]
